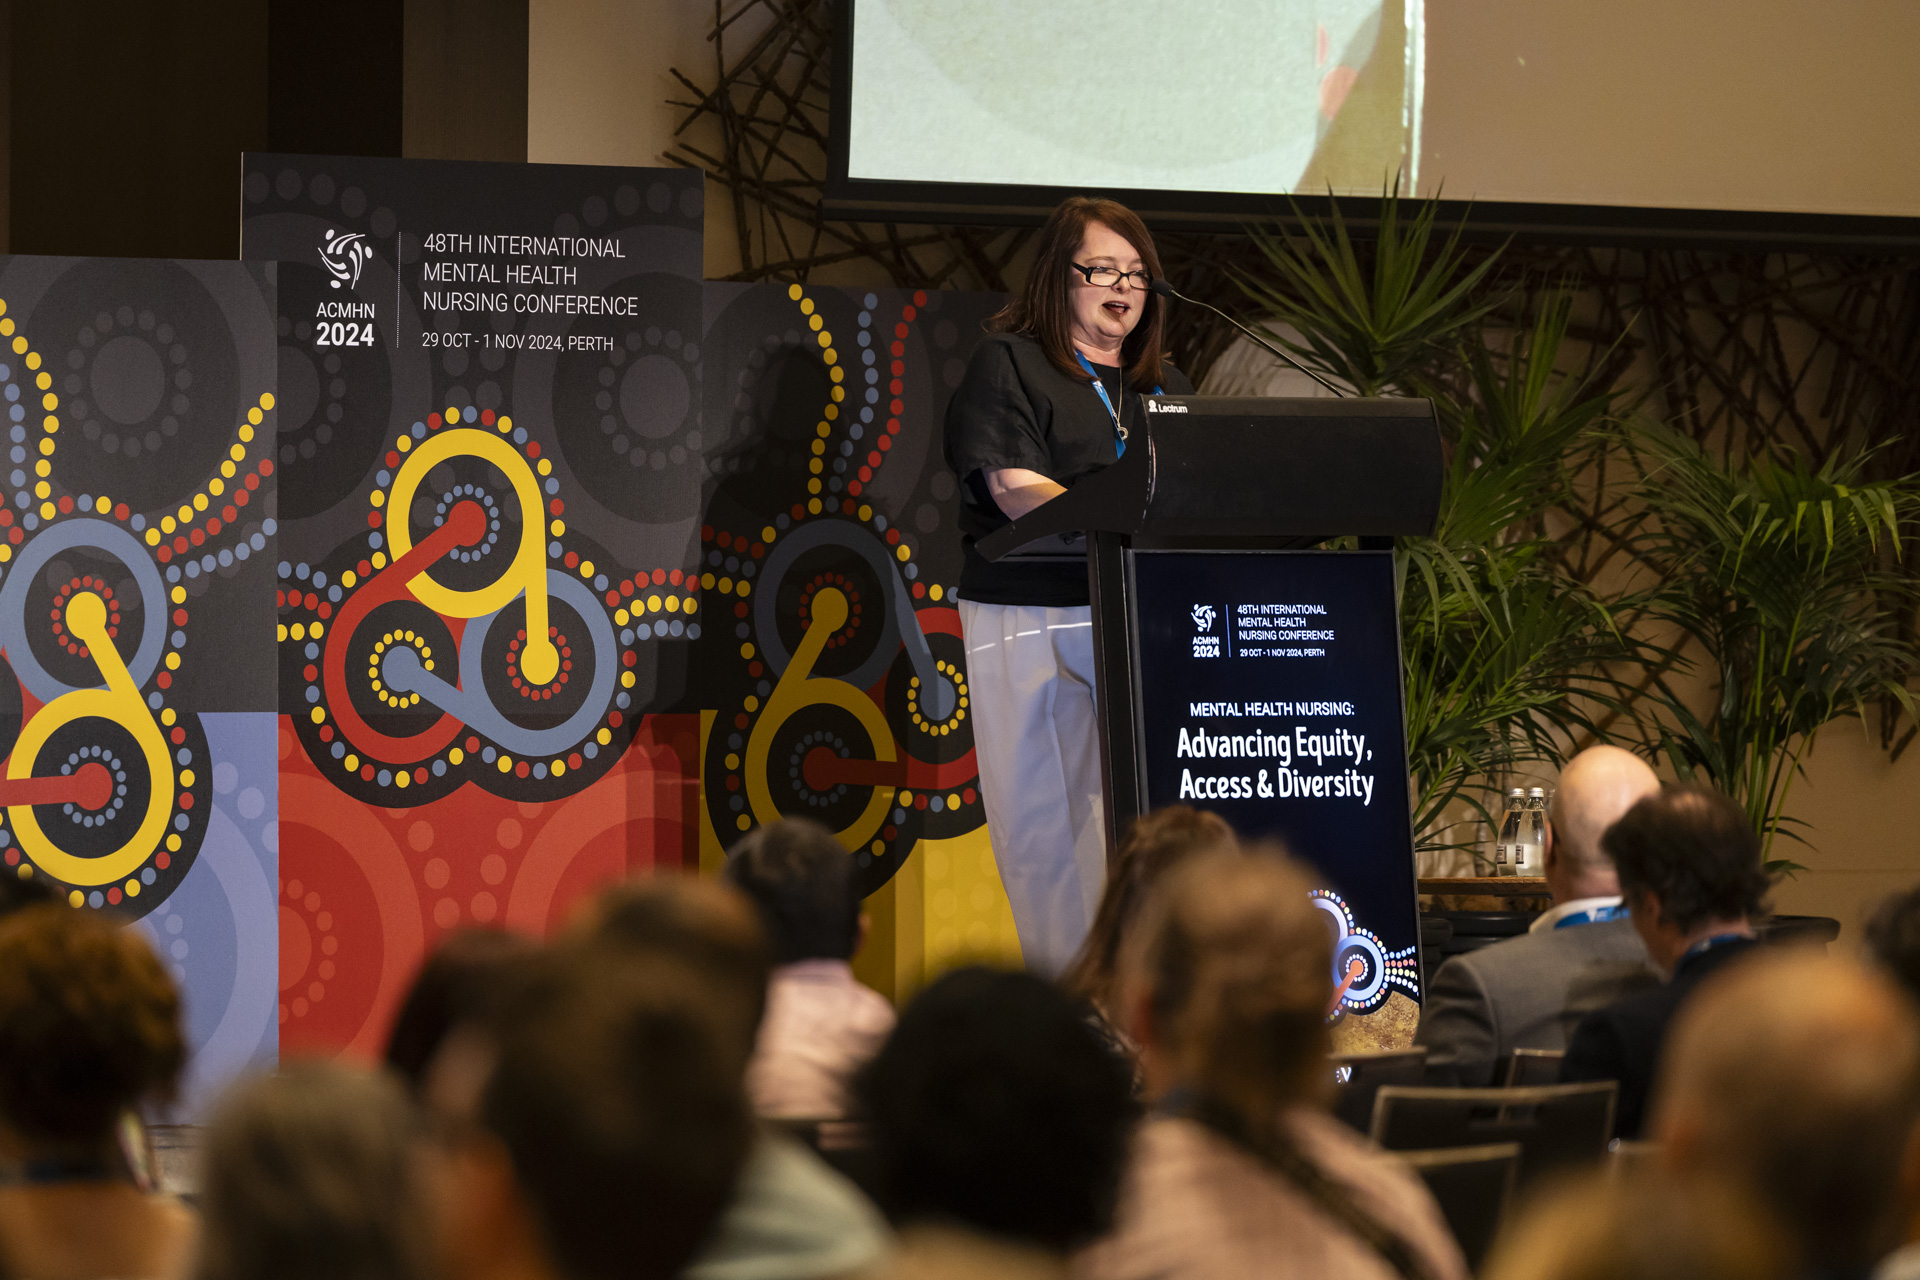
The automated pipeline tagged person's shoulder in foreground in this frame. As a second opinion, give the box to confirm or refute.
[1076,1111,1462,1280]
[685,1129,891,1280]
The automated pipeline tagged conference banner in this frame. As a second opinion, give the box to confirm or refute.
[0,154,1426,1109]
[0,255,279,1113]
[241,155,1014,1062]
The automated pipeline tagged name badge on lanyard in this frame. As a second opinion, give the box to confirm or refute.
[1073,351,1163,460]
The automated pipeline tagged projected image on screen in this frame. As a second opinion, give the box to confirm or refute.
[847,0,1421,197]
[843,0,1920,222]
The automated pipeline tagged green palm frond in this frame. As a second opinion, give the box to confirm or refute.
[1231,179,1506,396]
[1403,569,1646,853]
[1391,296,1640,855]
[1632,425,1920,859]
[1228,184,1920,867]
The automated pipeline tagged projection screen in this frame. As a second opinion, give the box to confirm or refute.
[829,0,1920,243]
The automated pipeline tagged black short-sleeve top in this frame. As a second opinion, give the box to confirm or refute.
[943,332,1193,606]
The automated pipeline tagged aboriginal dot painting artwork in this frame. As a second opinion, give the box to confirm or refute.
[0,255,279,1114]
[242,155,1017,1070]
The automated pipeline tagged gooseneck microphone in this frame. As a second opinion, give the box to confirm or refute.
[1148,278,1347,398]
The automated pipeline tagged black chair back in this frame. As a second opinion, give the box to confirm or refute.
[1330,1047,1428,1132]
[1758,914,1841,950]
[1370,1082,1617,1189]
[1501,1047,1565,1087]
[1396,1143,1520,1273]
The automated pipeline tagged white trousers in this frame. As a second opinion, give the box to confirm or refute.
[958,600,1108,976]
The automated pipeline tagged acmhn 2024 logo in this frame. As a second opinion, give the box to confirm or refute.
[1191,603,1220,658]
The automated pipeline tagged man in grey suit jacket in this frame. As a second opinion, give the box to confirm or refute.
[1415,745,1662,1086]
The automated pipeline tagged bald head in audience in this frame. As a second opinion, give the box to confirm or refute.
[1544,745,1660,904]
[1653,951,1920,1274]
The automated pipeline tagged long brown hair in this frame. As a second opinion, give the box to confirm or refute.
[989,196,1169,391]
[1124,847,1435,1280]
[1061,806,1236,1017]
[1123,846,1333,1123]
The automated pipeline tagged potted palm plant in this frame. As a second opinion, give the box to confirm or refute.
[1232,192,1642,860]
[1631,427,1920,867]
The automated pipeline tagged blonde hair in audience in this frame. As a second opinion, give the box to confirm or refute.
[1482,1169,1791,1280]
[1122,845,1333,1123]
[197,1061,435,1280]
[1062,805,1238,1017]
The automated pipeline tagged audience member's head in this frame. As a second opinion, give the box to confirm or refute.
[0,904,183,1157]
[198,1061,434,1280]
[568,873,770,1070]
[427,948,754,1280]
[856,966,1135,1255]
[1602,785,1771,972]
[1481,1168,1790,1280]
[385,927,538,1090]
[722,818,862,965]
[1865,883,1920,1006]
[1544,745,1660,903]
[1062,805,1238,1016]
[1652,950,1920,1275]
[1120,846,1331,1124]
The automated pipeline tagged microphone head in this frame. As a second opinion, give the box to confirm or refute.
[1148,278,1177,298]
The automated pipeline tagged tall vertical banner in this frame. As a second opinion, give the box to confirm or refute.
[0,256,279,1113]
[241,156,1018,1062]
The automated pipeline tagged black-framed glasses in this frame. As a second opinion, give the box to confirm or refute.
[1070,262,1153,290]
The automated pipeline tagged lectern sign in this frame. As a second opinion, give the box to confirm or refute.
[1129,549,1422,1049]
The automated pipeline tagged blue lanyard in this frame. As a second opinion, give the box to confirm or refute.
[1074,351,1163,459]
[1553,903,1628,929]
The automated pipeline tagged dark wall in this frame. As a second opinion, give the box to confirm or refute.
[0,1,10,253]
[10,0,269,258]
[404,0,528,163]
[7,0,527,259]
[268,0,405,159]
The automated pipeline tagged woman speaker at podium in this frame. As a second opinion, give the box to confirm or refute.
[942,196,1193,974]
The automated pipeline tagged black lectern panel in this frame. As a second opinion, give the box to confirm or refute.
[1139,397,1442,539]
[1129,549,1421,1027]
[976,396,1441,560]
